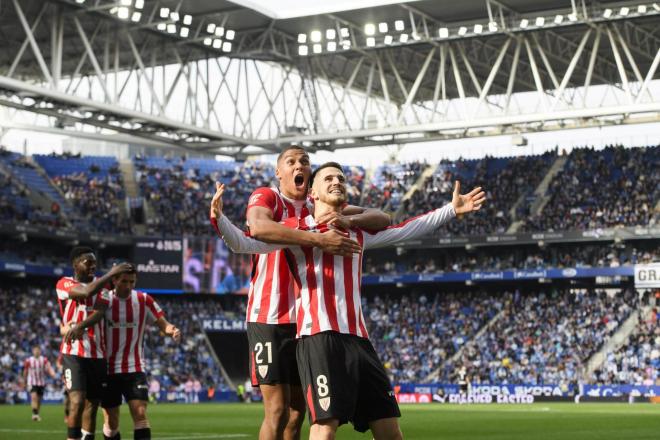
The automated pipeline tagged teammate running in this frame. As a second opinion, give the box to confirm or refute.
[23,345,57,421]
[56,247,133,440]
[64,266,180,440]
[211,162,485,439]
[211,146,390,440]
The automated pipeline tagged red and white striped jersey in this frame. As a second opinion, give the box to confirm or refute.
[215,204,456,338]
[56,277,110,359]
[24,356,51,387]
[243,186,313,325]
[105,290,165,374]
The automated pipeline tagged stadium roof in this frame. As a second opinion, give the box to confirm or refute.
[0,0,659,155]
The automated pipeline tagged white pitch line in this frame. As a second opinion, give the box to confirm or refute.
[0,428,249,439]
[158,435,249,440]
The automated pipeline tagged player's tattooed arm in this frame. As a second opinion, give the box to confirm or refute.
[66,262,134,300]
[155,318,181,343]
[211,183,361,257]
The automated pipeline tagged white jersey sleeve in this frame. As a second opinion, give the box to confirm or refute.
[362,203,456,249]
[214,215,284,254]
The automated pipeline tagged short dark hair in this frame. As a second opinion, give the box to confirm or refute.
[70,246,95,263]
[310,162,344,186]
[276,145,307,163]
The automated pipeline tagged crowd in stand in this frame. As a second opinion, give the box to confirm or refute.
[592,307,659,385]
[520,145,659,232]
[54,171,131,234]
[362,161,426,211]
[403,152,555,235]
[0,284,233,403]
[447,288,639,385]
[364,291,505,383]
[364,244,659,275]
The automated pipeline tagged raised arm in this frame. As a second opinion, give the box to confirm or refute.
[210,183,360,256]
[65,263,133,300]
[363,181,485,249]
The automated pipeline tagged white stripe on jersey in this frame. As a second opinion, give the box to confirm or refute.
[25,356,49,387]
[105,290,164,374]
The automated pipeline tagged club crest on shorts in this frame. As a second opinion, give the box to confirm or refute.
[318,397,330,411]
[258,365,269,378]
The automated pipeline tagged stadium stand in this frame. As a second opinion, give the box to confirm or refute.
[34,154,131,234]
[403,152,556,235]
[592,307,660,385]
[520,145,659,232]
[362,161,427,211]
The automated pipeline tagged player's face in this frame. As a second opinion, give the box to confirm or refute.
[74,253,97,282]
[32,346,40,357]
[311,167,347,206]
[114,273,137,295]
[276,149,311,200]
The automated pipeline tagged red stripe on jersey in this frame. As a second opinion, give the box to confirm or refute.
[121,295,134,373]
[302,246,320,335]
[257,253,276,322]
[343,255,357,335]
[109,296,120,372]
[76,308,84,357]
[322,253,339,332]
[135,293,146,373]
[306,384,317,423]
[245,255,259,320]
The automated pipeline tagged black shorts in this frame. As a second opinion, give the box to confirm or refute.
[102,373,149,408]
[296,331,400,433]
[30,386,45,396]
[247,322,300,387]
[61,354,108,400]
[459,383,469,393]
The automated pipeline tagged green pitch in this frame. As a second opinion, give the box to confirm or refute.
[0,403,659,439]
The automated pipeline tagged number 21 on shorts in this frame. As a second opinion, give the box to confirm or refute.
[254,342,272,379]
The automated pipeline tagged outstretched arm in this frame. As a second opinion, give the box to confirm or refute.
[363,181,485,249]
[155,317,181,343]
[61,307,106,342]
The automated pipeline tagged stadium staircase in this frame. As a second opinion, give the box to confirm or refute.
[118,158,146,235]
[506,155,568,233]
[423,307,507,382]
[392,163,439,220]
[583,305,649,379]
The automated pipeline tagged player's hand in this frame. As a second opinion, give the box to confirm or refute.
[315,211,352,230]
[210,182,225,220]
[451,181,486,216]
[166,324,181,343]
[109,262,134,277]
[64,324,85,343]
[317,229,362,257]
[59,322,70,336]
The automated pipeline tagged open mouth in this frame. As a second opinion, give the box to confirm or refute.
[294,174,305,187]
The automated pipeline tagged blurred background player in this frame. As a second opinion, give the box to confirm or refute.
[64,265,180,440]
[211,145,390,440]
[456,366,470,396]
[57,247,133,440]
[23,345,56,421]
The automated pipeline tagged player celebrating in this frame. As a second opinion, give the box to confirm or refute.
[57,247,133,440]
[64,265,180,440]
[211,163,485,439]
[23,345,57,421]
[211,146,390,440]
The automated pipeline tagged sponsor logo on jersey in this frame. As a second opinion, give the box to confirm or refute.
[258,365,269,378]
[318,397,330,411]
[248,194,263,206]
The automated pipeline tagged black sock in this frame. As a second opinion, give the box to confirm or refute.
[82,434,95,440]
[134,428,150,440]
[32,408,38,415]
[68,427,82,439]
[103,433,121,440]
